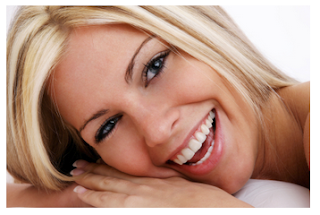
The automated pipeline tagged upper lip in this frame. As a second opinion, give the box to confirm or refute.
[163,110,212,164]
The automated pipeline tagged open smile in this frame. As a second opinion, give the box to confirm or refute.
[166,109,223,175]
[168,111,216,165]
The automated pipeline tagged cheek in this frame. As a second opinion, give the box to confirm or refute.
[219,111,260,192]
[163,56,220,103]
[96,127,153,176]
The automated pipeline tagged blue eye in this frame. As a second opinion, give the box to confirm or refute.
[95,115,122,143]
[143,50,170,87]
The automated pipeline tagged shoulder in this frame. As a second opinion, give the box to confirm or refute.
[277,82,310,168]
[277,81,310,126]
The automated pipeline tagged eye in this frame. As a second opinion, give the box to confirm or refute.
[143,50,170,87]
[95,115,122,143]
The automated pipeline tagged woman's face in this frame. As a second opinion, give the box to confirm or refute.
[52,24,259,194]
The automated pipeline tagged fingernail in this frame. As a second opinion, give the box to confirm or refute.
[70,168,85,176]
[72,160,88,168]
[73,185,87,194]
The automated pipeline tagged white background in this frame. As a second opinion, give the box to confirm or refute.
[223,6,310,82]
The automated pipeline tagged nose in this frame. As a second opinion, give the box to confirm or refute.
[124,95,179,148]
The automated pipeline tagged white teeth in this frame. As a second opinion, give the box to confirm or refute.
[202,152,210,160]
[205,119,212,128]
[196,160,203,165]
[188,139,202,152]
[181,148,195,160]
[209,111,215,119]
[200,124,210,135]
[177,154,188,164]
[208,142,214,153]
[172,110,216,165]
[173,158,183,165]
[195,131,206,144]
[192,140,215,166]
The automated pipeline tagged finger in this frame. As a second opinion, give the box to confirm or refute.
[75,172,139,194]
[72,160,135,180]
[74,186,128,208]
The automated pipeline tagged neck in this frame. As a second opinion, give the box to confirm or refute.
[251,89,309,188]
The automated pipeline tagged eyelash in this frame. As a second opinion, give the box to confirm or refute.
[142,49,170,87]
[95,115,122,143]
[95,49,171,143]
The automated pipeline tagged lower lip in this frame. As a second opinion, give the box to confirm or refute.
[171,109,223,175]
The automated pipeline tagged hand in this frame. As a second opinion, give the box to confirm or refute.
[6,182,91,207]
[71,160,252,207]
[57,182,93,207]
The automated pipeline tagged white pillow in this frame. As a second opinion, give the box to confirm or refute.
[233,179,310,207]
[6,171,14,183]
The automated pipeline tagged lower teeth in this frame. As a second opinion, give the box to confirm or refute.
[187,117,216,166]
[169,111,216,166]
[190,140,214,166]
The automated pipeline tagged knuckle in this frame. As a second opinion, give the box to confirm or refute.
[81,189,93,200]
[97,192,109,204]
[99,176,113,187]
[81,172,91,179]
[123,194,141,207]
[138,184,152,192]
[80,172,94,182]
[77,172,90,183]
[88,163,100,173]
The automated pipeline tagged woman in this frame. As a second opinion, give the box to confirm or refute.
[7,6,309,207]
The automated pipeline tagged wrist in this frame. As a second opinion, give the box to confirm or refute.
[55,183,89,207]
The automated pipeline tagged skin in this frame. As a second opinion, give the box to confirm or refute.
[252,83,310,188]
[51,24,310,207]
[6,183,89,207]
[52,24,261,195]
[7,23,309,207]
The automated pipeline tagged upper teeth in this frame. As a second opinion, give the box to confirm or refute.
[173,111,215,165]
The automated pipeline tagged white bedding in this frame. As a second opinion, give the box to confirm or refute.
[233,179,310,207]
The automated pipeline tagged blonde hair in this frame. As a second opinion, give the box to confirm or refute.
[7,6,297,190]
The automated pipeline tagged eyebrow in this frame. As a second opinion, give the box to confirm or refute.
[79,109,109,133]
[125,34,155,83]
[79,35,155,133]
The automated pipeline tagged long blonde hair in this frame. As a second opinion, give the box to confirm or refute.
[7,6,297,190]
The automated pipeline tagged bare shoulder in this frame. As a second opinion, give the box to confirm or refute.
[277,81,310,167]
[277,81,310,126]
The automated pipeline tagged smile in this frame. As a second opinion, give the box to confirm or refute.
[170,111,216,166]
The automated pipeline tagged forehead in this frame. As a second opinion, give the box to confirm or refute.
[63,24,148,68]
[67,24,147,53]
[50,24,148,128]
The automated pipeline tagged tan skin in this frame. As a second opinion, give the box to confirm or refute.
[68,83,309,207]
[252,82,310,188]
[6,82,309,207]
[7,24,309,207]
[53,25,261,195]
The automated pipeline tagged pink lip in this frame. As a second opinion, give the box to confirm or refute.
[165,111,212,163]
[167,109,223,175]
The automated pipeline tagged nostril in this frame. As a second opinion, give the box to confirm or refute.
[168,108,180,132]
[171,118,179,131]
